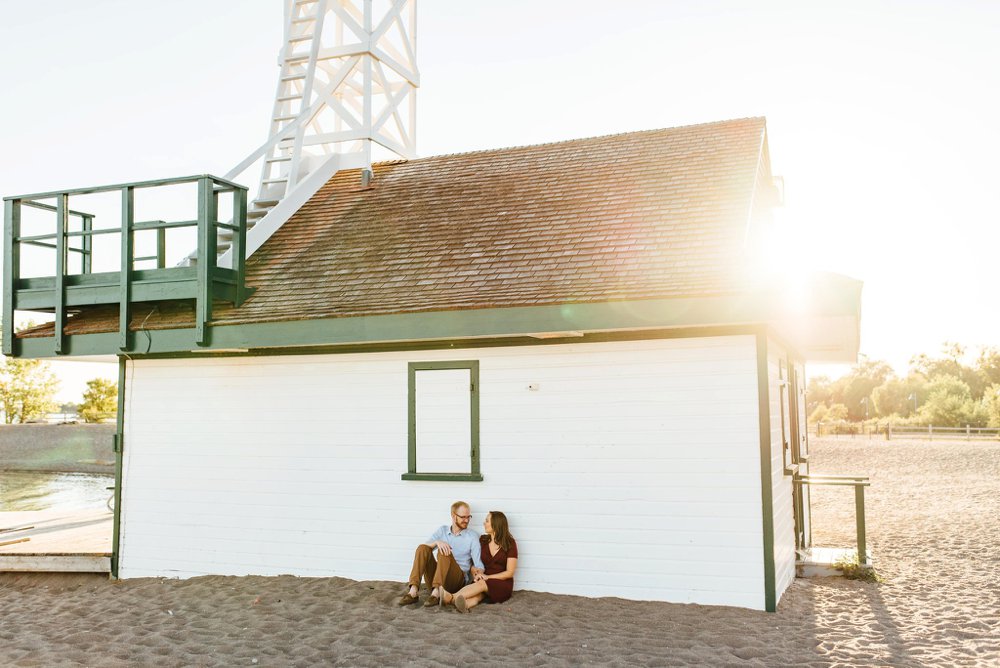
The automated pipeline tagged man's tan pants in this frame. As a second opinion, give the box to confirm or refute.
[408,544,465,593]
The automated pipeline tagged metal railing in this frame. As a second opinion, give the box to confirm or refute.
[795,473,871,565]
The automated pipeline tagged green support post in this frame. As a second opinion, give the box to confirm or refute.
[232,186,248,304]
[82,215,93,274]
[855,484,868,565]
[54,194,68,354]
[2,199,20,356]
[195,177,216,347]
[119,187,134,351]
[111,356,126,577]
[156,226,166,269]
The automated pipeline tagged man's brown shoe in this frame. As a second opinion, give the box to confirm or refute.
[398,593,419,606]
[423,595,440,607]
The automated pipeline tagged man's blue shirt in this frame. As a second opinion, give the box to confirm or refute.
[427,525,485,582]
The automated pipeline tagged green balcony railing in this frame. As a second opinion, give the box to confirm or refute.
[3,175,251,356]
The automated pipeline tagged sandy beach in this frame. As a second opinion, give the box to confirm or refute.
[1,436,998,667]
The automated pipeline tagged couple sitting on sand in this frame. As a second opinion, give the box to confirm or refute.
[398,501,518,613]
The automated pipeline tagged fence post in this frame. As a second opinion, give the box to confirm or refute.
[929,424,933,441]
[887,425,892,441]
[966,424,970,441]
[855,484,868,566]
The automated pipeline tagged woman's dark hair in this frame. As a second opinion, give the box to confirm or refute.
[489,511,514,553]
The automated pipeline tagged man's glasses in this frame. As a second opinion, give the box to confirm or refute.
[454,514,471,521]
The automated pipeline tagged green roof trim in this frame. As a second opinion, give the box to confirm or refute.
[14,289,860,359]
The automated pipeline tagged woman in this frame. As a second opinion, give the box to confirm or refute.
[442,511,518,613]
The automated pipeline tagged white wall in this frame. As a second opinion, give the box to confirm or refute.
[119,335,767,608]
[766,339,797,603]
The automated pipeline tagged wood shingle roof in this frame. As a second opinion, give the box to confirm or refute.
[24,117,772,337]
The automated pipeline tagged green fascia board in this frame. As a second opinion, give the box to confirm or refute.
[16,293,808,358]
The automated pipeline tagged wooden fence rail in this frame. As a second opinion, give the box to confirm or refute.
[886,425,1000,441]
[811,422,1000,441]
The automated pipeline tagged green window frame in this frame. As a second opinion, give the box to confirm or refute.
[779,358,796,475]
[793,364,809,463]
[402,360,482,482]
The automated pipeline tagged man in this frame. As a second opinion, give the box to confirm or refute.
[399,501,485,607]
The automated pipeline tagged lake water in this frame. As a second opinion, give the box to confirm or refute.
[0,471,115,512]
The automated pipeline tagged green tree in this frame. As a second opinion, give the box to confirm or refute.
[975,347,1000,391]
[808,404,829,425]
[825,403,849,421]
[917,375,987,427]
[806,375,833,417]
[983,385,1000,429]
[872,374,927,418]
[911,342,985,399]
[831,357,894,421]
[79,378,118,423]
[0,356,59,423]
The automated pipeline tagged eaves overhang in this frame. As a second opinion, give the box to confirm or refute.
[15,275,862,360]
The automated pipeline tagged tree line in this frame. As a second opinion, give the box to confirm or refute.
[0,355,117,424]
[808,343,1000,428]
[0,325,117,424]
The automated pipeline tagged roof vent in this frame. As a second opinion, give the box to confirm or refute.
[361,168,373,188]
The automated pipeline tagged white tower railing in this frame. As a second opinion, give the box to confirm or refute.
[216,0,417,263]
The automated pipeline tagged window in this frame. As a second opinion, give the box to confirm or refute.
[402,361,482,482]
[779,358,795,474]
[794,365,809,462]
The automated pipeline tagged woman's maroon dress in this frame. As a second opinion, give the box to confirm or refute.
[480,535,518,603]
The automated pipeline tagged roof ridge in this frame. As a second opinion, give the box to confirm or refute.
[371,116,767,168]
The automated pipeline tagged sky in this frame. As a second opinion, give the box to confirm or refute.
[1,0,998,399]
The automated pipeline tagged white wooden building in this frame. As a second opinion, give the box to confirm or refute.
[115,333,830,610]
[8,117,862,611]
[4,2,862,611]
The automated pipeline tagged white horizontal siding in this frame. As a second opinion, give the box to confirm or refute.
[119,335,766,609]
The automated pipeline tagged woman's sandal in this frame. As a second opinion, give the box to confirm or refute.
[454,594,469,613]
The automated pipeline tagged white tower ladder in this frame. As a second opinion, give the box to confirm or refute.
[213,0,418,264]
